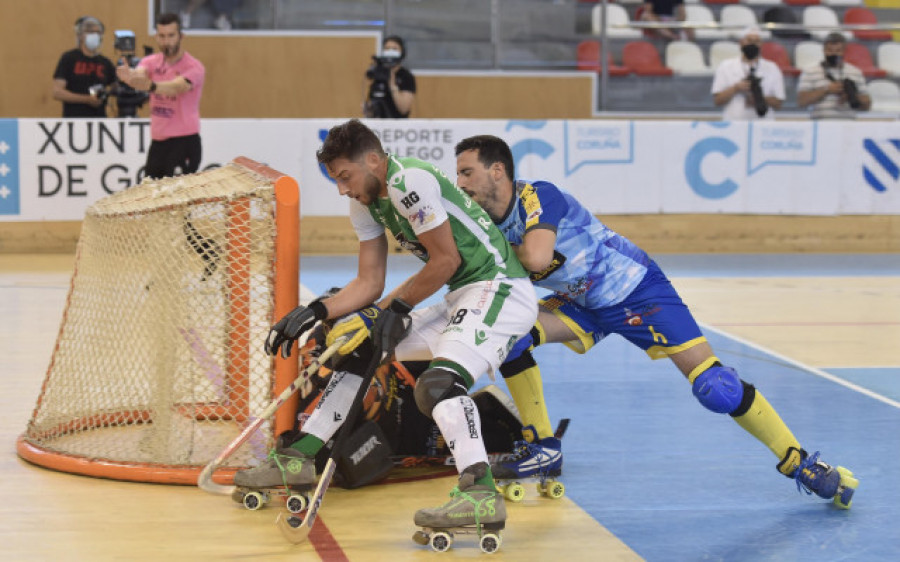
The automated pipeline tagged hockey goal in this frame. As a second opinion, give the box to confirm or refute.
[17,157,300,485]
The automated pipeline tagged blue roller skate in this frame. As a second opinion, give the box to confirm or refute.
[491,421,567,502]
[778,447,858,509]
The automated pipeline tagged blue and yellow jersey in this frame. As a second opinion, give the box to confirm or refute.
[496,180,650,308]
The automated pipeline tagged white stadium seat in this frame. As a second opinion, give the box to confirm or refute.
[794,40,824,72]
[686,4,728,40]
[802,6,852,41]
[709,40,741,70]
[666,40,713,76]
[877,43,900,78]
[868,79,900,113]
[719,5,771,41]
[592,4,641,39]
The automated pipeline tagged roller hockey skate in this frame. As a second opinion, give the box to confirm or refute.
[492,421,568,502]
[778,447,858,509]
[412,462,505,553]
[231,447,316,513]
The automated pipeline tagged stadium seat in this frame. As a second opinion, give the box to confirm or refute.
[685,4,728,40]
[666,40,714,75]
[844,42,888,78]
[867,79,900,113]
[822,0,862,6]
[720,5,770,40]
[622,41,673,76]
[591,4,642,39]
[763,6,811,40]
[843,7,892,41]
[761,41,802,77]
[784,0,821,6]
[709,40,741,70]
[576,40,632,76]
[794,40,825,71]
[877,43,900,78]
[802,6,851,41]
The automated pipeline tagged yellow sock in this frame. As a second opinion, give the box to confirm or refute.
[732,390,801,465]
[505,364,554,440]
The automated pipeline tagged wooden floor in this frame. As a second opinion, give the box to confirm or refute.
[2,253,898,561]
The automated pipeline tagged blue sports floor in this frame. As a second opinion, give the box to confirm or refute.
[300,253,900,562]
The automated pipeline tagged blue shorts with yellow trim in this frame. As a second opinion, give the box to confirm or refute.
[540,261,706,359]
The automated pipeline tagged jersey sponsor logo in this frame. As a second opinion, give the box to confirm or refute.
[408,205,436,227]
[565,276,593,297]
[529,250,566,282]
[477,216,492,231]
[475,329,488,346]
[521,183,542,229]
[388,172,406,193]
[624,305,661,327]
[400,191,420,209]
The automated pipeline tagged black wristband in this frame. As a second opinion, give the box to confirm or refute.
[149,81,157,92]
[309,299,328,320]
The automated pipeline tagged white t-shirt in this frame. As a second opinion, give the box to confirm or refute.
[711,57,785,121]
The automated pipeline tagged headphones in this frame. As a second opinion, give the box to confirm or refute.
[74,16,105,36]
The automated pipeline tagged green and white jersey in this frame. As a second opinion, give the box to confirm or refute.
[349,155,527,291]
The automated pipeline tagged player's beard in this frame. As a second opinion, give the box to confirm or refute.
[161,40,181,58]
[359,171,382,205]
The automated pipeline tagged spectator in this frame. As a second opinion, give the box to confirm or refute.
[364,35,416,118]
[640,0,694,42]
[711,27,785,120]
[117,13,205,179]
[180,0,239,31]
[52,16,116,118]
[797,32,871,119]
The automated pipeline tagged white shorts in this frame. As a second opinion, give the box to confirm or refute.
[394,276,538,386]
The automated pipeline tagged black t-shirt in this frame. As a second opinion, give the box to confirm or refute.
[648,0,683,17]
[367,66,416,119]
[53,49,116,117]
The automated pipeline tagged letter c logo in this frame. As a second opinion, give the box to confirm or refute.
[684,137,739,199]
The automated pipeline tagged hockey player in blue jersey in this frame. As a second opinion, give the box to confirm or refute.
[453,135,857,508]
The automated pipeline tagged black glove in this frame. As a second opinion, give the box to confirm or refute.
[265,300,328,358]
[372,299,413,355]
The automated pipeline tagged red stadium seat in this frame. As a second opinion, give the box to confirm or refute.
[843,7,892,41]
[576,40,631,76]
[844,43,888,78]
[783,0,820,5]
[761,41,802,77]
[622,41,673,76]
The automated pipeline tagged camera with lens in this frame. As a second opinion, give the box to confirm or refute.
[88,83,109,104]
[842,78,862,110]
[110,30,151,118]
[364,54,402,118]
[366,54,401,84]
[747,71,768,117]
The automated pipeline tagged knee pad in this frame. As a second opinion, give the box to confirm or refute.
[414,367,468,419]
[692,365,744,414]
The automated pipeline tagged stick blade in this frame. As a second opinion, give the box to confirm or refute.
[276,512,312,544]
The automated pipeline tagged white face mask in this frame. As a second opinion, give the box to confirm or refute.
[382,48,402,60]
[84,33,102,51]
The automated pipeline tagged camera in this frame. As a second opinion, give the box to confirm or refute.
[842,78,862,110]
[364,54,402,118]
[111,30,151,118]
[366,54,401,84]
[89,83,109,104]
[747,71,769,117]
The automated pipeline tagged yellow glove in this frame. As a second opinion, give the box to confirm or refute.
[325,305,381,355]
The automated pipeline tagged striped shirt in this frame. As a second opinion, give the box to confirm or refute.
[797,61,869,120]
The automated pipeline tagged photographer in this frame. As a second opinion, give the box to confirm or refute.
[117,13,205,179]
[364,35,416,119]
[52,16,116,118]
[797,32,871,120]
[711,27,784,121]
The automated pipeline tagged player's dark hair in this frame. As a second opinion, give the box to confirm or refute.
[317,119,385,165]
[156,12,182,32]
[454,135,515,182]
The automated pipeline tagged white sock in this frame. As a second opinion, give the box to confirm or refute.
[432,396,489,473]
[300,371,362,443]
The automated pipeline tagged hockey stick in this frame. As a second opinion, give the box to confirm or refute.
[197,336,348,495]
[277,299,412,544]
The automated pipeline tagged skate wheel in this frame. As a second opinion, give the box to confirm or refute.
[412,530,430,546]
[504,482,526,503]
[539,480,565,499]
[286,494,308,514]
[242,491,266,510]
[429,531,452,552]
[480,532,502,554]
[286,515,303,529]
[833,466,858,509]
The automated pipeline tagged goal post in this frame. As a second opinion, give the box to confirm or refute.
[16,157,300,485]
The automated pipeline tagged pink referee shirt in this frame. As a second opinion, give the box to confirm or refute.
[138,51,205,141]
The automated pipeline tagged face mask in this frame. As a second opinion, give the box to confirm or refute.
[825,54,841,67]
[382,48,402,60]
[84,33,102,51]
[741,44,759,60]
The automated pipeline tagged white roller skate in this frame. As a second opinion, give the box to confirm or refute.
[492,421,567,502]
[778,447,858,509]
[231,447,316,513]
[412,462,505,553]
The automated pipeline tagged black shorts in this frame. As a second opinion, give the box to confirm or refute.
[144,133,202,179]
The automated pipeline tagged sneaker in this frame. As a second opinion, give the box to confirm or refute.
[492,425,562,480]
[233,447,316,489]
[414,462,506,529]
[792,450,842,499]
